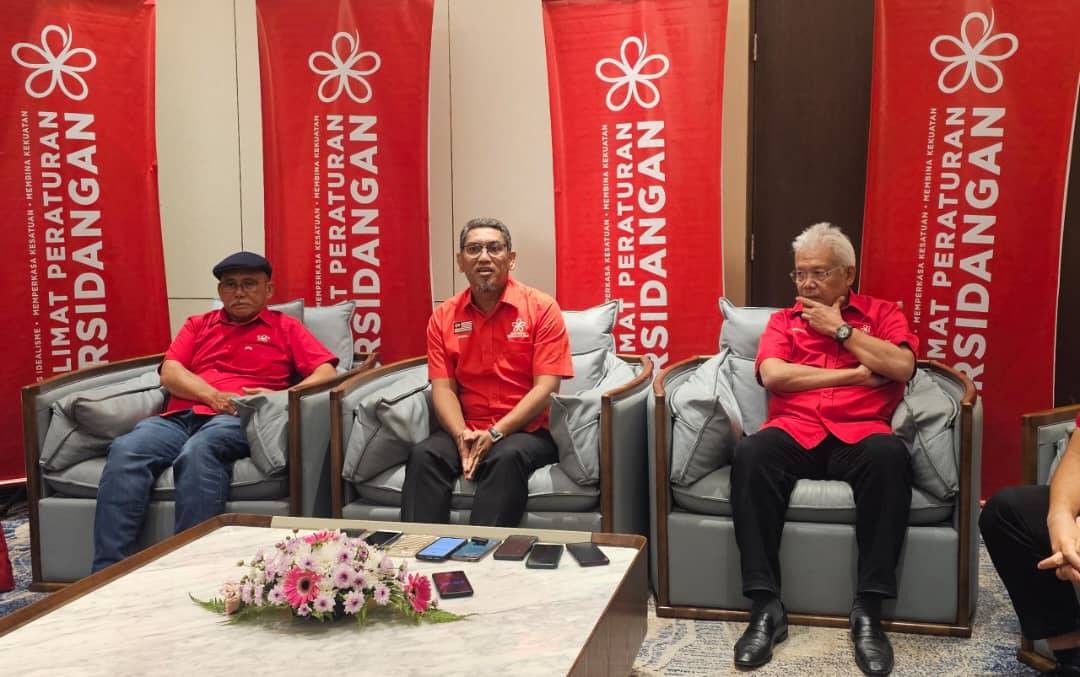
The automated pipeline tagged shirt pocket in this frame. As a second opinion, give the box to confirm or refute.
[502,340,534,375]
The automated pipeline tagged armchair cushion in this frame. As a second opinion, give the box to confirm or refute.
[891,369,960,500]
[342,364,432,483]
[1048,426,1074,482]
[668,351,743,486]
[562,348,608,395]
[550,353,640,485]
[719,298,778,357]
[304,302,357,373]
[40,372,166,472]
[563,301,618,354]
[234,390,290,476]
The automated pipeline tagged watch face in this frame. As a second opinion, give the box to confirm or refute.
[837,324,852,341]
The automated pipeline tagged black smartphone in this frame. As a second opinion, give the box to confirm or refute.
[416,536,468,561]
[432,570,474,599]
[363,530,402,547]
[451,537,501,562]
[525,543,563,569]
[566,541,610,567]
[493,534,538,561]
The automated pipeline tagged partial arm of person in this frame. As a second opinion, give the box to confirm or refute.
[1039,428,1080,583]
[431,377,468,440]
[465,374,562,478]
[798,296,915,383]
[759,358,885,393]
[160,359,238,414]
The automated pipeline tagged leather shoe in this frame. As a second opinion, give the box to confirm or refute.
[850,610,893,675]
[734,608,788,668]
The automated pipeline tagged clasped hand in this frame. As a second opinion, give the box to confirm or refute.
[206,387,273,416]
[1038,514,1080,585]
[457,428,495,480]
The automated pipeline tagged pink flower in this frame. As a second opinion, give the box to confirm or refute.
[373,583,391,606]
[313,593,335,614]
[343,591,365,615]
[267,585,285,605]
[332,564,354,589]
[404,573,432,614]
[282,568,321,608]
[299,555,318,571]
[303,530,337,545]
[336,547,354,563]
[295,603,311,616]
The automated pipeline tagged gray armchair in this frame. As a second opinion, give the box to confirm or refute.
[648,301,982,635]
[1016,404,1079,672]
[22,351,374,588]
[327,351,653,534]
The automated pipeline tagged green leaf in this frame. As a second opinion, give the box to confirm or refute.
[421,608,467,624]
[189,594,227,615]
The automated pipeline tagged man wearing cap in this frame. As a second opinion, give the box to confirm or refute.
[92,252,338,571]
[400,217,573,527]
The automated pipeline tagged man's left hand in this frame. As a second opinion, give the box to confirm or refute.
[798,296,845,337]
[464,429,497,480]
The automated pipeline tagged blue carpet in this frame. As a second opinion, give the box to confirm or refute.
[0,507,1047,674]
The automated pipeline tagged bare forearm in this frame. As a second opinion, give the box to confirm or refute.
[759,359,859,393]
[494,375,561,435]
[295,363,336,388]
[160,359,223,403]
[1049,430,1080,523]
[432,382,468,438]
[843,332,915,383]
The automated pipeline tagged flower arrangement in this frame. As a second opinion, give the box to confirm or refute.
[192,529,462,625]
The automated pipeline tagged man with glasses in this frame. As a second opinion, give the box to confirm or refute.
[401,217,573,526]
[731,223,918,675]
[92,252,338,571]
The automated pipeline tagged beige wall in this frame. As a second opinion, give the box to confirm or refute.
[156,0,749,336]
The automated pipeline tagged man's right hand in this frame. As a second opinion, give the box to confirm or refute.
[851,364,889,388]
[206,390,238,415]
[1038,512,1080,584]
[457,429,481,479]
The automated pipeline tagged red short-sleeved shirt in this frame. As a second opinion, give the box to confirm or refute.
[427,277,573,431]
[163,308,338,416]
[754,290,919,449]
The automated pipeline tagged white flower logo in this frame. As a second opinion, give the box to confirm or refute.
[930,11,1018,94]
[10,25,96,101]
[308,31,381,104]
[595,35,670,111]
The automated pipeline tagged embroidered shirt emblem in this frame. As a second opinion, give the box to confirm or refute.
[507,318,529,340]
[257,334,270,343]
[454,321,473,335]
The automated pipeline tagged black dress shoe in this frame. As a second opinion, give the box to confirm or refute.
[1046,663,1080,676]
[850,610,894,675]
[734,608,789,668]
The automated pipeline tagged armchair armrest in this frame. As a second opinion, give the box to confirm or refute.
[329,356,428,517]
[286,352,378,516]
[599,355,654,534]
[1021,403,1080,486]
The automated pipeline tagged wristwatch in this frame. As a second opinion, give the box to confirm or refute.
[488,427,504,443]
[835,323,854,343]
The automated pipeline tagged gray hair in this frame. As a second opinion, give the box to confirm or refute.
[459,217,512,251]
[792,222,856,267]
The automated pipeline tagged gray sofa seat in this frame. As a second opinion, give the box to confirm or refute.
[43,456,287,502]
[351,462,599,512]
[671,466,953,525]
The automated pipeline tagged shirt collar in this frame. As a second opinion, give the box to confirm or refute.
[463,276,525,315]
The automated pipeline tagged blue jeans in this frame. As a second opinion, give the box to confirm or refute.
[92,411,250,571]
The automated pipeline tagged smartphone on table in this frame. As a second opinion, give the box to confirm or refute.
[432,570,474,599]
[493,534,538,561]
[451,537,501,562]
[363,530,402,548]
[525,543,564,569]
[416,536,468,562]
[384,534,437,558]
[566,541,610,567]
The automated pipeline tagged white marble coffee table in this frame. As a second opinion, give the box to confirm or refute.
[0,514,647,676]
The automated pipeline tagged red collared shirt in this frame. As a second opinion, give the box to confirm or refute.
[754,290,919,449]
[163,308,338,416]
[427,277,573,431]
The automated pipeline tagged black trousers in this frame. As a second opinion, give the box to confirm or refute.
[980,484,1080,640]
[730,427,913,598]
[400,429,558,527]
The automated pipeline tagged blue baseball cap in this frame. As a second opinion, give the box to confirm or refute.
[212,251,272,279]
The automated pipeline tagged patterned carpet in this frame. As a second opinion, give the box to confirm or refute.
[0,508,1044,675]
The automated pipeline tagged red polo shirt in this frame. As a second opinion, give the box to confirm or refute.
[427,277,574,431]
[754,290,919,449]
[163,308,338,416]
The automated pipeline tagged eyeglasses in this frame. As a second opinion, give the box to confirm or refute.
[218,278,263,293]
[789,266,843,284]
[462,241,508,257]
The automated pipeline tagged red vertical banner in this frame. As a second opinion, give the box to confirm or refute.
[257,0,434,362]
[0,1,167,483]
[543,0,727,370]
[861,0,1080,495]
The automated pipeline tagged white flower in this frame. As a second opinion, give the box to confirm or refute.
[594,35,669,112]
[308,31,381,104]
[930,11,1018,94]
[343,591,365,615]
[373,583,391,606]
[267,585,285,605]
[313,593,335,614]
[10,24,96,101]
[332,564,354,589]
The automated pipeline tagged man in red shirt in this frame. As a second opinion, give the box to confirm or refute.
[981,416,1080,675]
[731,223,917,676]
[92,252,337,571]
[401,217,573,527]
